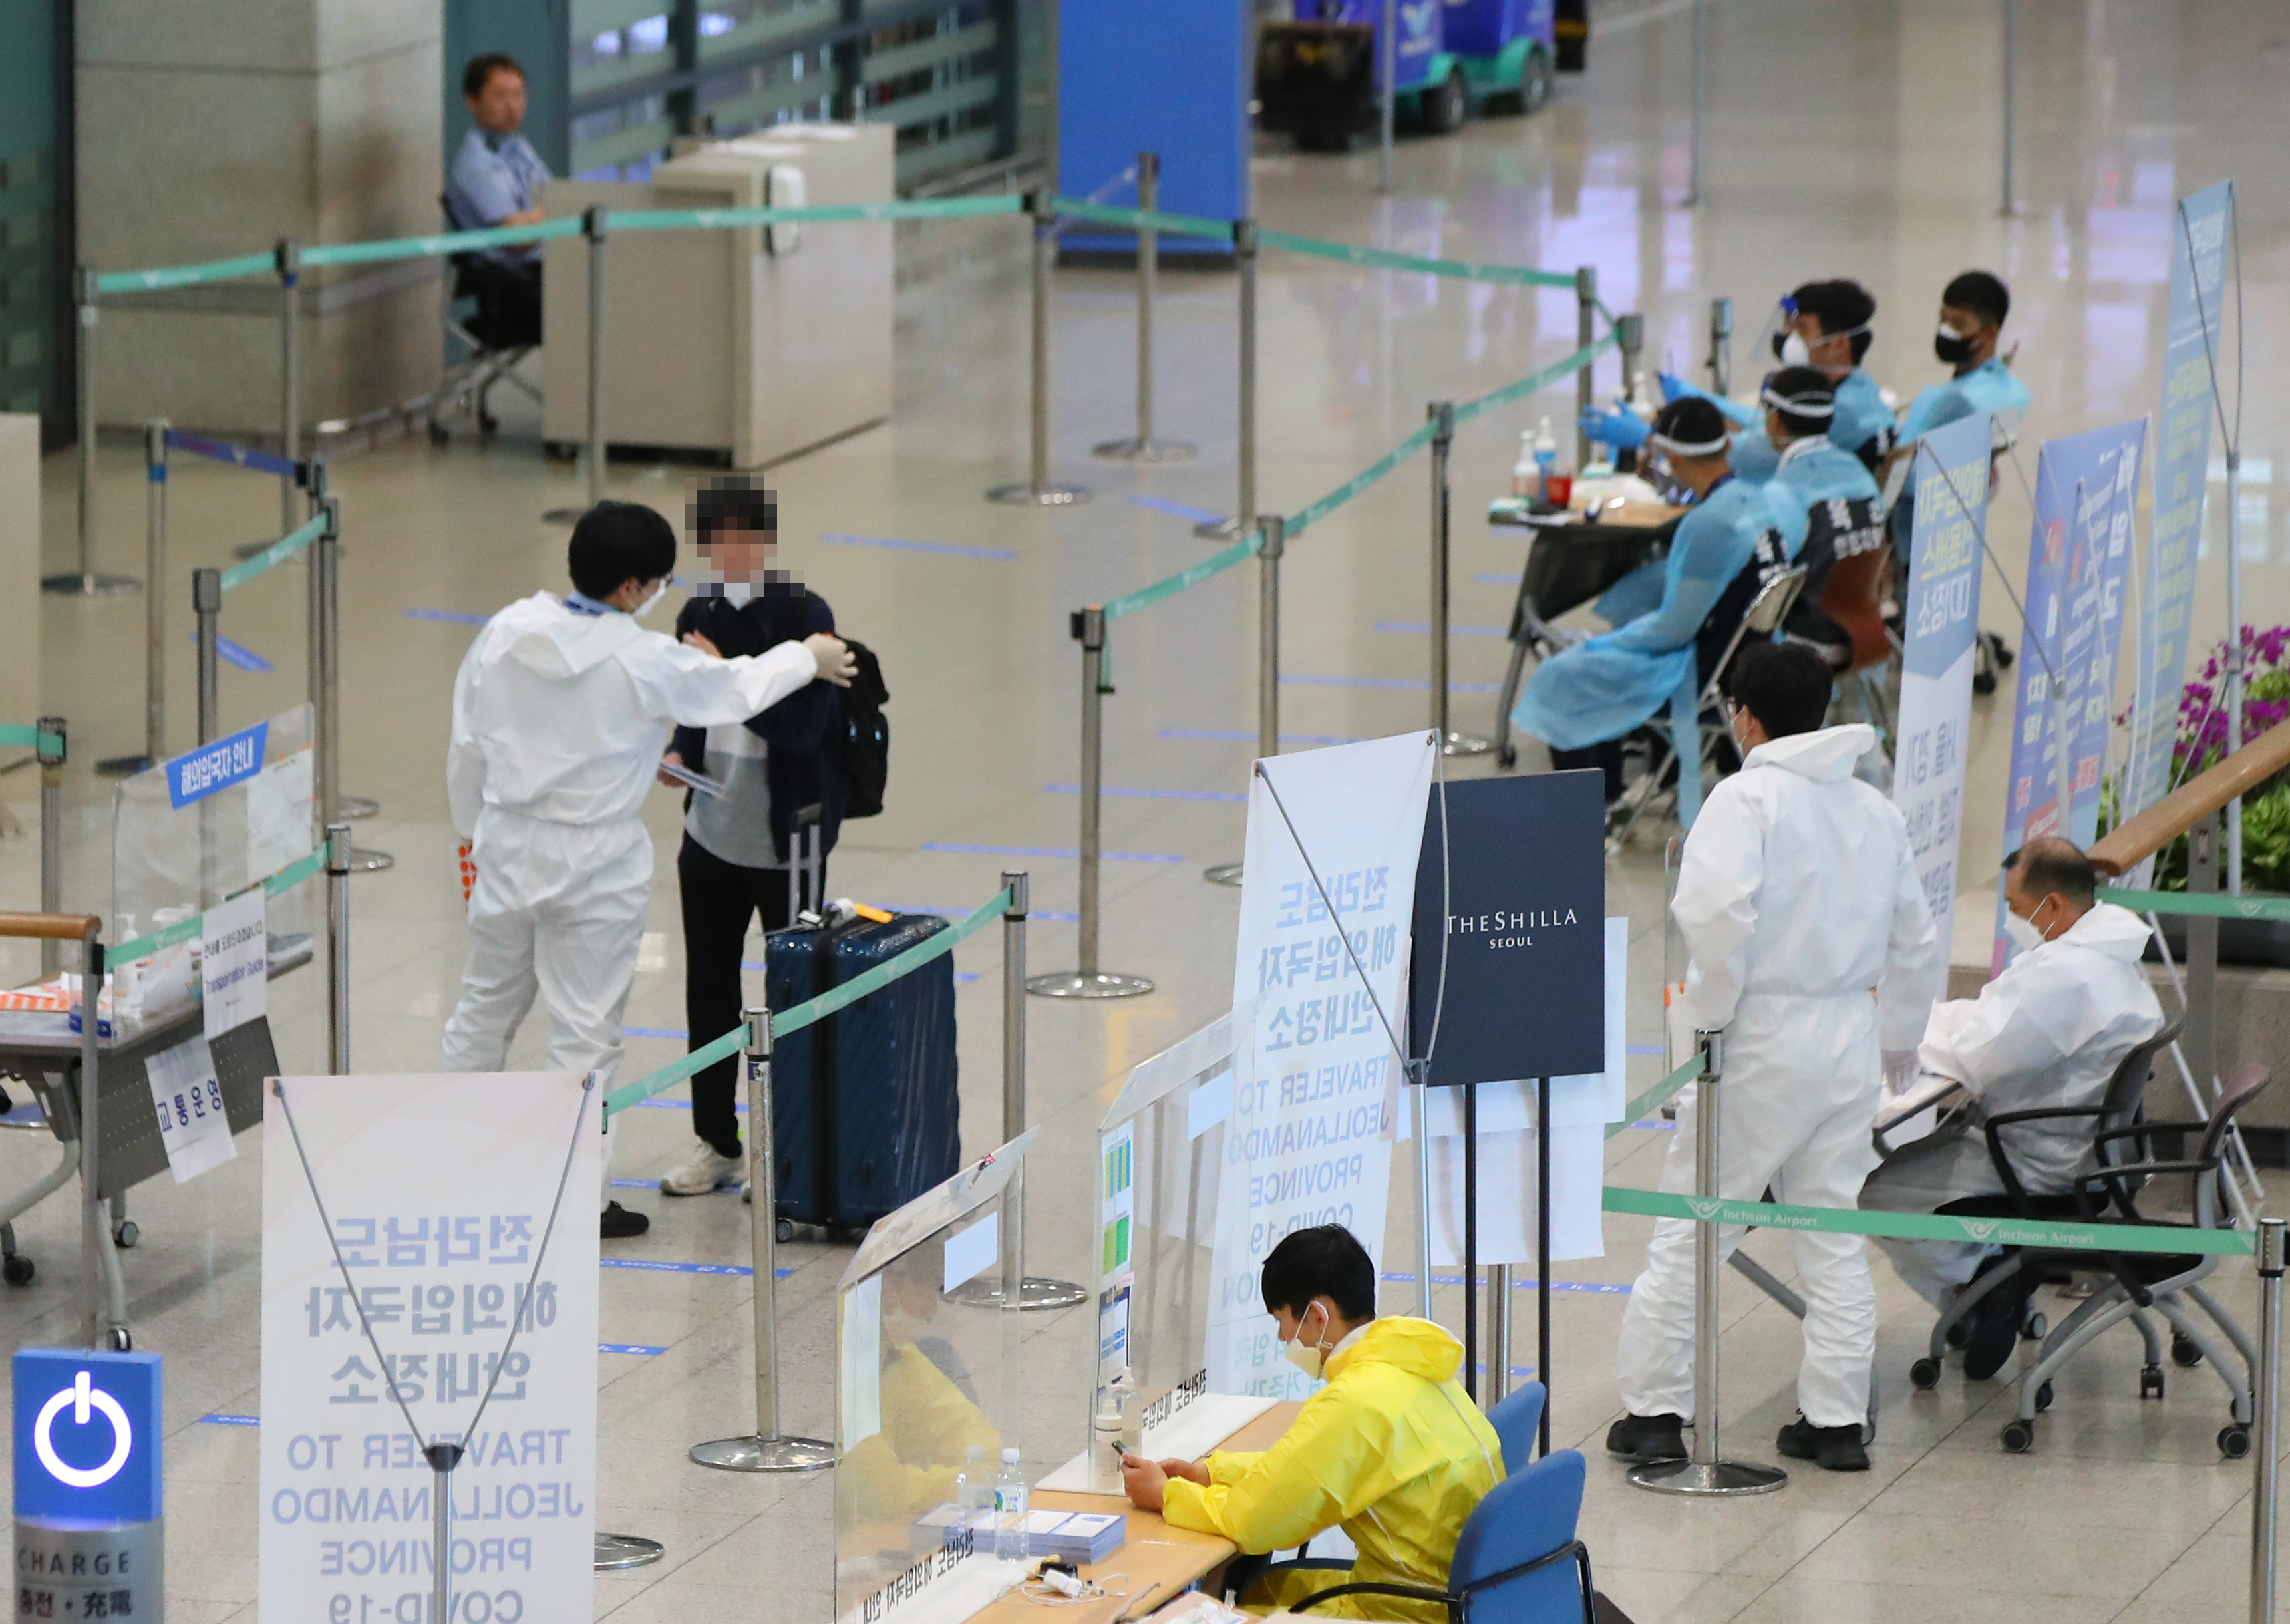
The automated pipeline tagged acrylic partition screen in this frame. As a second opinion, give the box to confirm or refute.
[835,1134,1033,1624]
[108,703,316,1033]
[1035,1007,1277,1495]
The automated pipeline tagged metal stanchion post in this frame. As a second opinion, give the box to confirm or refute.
[2227,445,2245,895]
[426,1444,462,1624]
[989,192,1088,505]
[1029,609,1152,997]
[1687,0,1707,206]
[300,457,376,822]
[1428,403,1488,757]
[314,491,393,874]
[277,238,301,534]
[1631,1029,1786,1495]
[1197,220,1257,540]
[325,824,351,1072]
[48,268,137,597]
[2251,1218,2285,1624]
[1412,1076,1434,1318]
[79,928,112,1348]
[1487,1262,1512,1407]
[38,720,64,977]
[1573,267,1598,471]
[970,874,1088,1307]
[1707,298,1733,397]
[1379,0,1396,193]
[1616,313,1646,409]
[194,569,222,746]
[101,426,168,780]
[1096,152,1192,464]
[2000,0,2019,216]
[1206,515,1281,888]
[692,1009,835,1472]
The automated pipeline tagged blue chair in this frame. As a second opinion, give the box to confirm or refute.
[1487,1382,1547,1476]
[1287,1450,1596,1624]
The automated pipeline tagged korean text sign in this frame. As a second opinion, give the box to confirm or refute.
[259,1072,599,1624]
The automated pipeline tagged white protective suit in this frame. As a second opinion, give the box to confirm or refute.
[440,593,817,1196]
[1615,723,1942,1428]
[1860,901,2164,1305]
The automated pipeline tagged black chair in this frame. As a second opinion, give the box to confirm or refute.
[427,194,542,446]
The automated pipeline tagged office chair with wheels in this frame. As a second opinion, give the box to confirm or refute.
[428,195,542,446]
[1285,1450,1597,1624]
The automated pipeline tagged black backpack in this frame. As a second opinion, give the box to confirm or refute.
[836,639,890,818]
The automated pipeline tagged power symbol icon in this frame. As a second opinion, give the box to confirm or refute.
[33,1370,133,1489]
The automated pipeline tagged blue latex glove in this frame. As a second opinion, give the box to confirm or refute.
[1581,405,1649,451]
[1659,371,1695,403]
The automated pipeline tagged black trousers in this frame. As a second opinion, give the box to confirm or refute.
[679,834,798,1158]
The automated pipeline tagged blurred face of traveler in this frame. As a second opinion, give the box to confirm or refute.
[699,521,776,585]
[467,67,528,136]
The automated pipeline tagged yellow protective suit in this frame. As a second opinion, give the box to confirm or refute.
[838,1341,1003,1522]
[1161,1317,1502,1622]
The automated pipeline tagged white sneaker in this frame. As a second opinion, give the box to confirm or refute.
[659,1140,742,1196]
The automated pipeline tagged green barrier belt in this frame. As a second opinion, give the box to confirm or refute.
[613,196,1025,234]
[0,723,63,762]
[1601,1184,2254,1257]
[1047,198,1237,242]
[220,513,327,593]
[1284,422,1440,542]
[301,218,585,270]
[2100,886,2290,925]
[1257,228,1578,289]
[1606,1056,1699,1140]
[109,848,329,965]
[94,252,282,297]
[1102,532,1263,623]
[1451,332,1623,427]
[601,886,1013,1120]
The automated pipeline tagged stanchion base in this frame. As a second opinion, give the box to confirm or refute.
[689,1433,835,1473]
[1092,437,1196,464]
[1204,862,1244,887]
[1627,1458,1787,1496]
[987,482,1091,506]
[542,504,592,525]
[339,795,380,820]
[1194,516,1243,541]
[1025,969,1154,999]
[346,847,395,873]
[950,1275,1091,1311]
[95,754,154,779]
[1438,731,1494,758]
[41,573,140,597]
[594,1533,665,1571]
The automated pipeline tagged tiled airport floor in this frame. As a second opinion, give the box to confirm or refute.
[9,0,2290,1618]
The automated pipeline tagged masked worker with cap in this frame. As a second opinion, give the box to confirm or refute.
[1513,396,1806,803]
[1609,641,1941,1473]
[1119,1225,1500,1621]
[1757,367,1887,646]
[442,500,856,1240]
[1860,838,2163,1379]
[1897,270,2030,446]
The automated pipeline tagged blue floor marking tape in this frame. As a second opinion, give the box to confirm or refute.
[1284,675,1501,694]
[612,1177,741,1191]
[1162,728,1366,746]
[822,533,1015,561]
[200,1414,261,1426]
[601,1257,792,1278]
[404,608,491,626]
[1473,571,1516,586]
[623,1026,689,1040]
[600,1343,669,1356]
[1375,621,1509,637]
[1382,1271,1630,1294]
[923,842,1182,864]
[193,632,273,673]
[1043,784,1247,803]
[1129,495,1228,527]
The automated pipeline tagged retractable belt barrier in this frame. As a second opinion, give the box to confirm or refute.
[1601,1053,2255,1256]
[2101,884,2290,924]
[107,848,328,965]
[218,511,325,593]
[164,430,299,482]
[599,884,1013,1121]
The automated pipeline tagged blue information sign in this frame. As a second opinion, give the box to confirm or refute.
[166,719,268,808]
[13,1349,164,1525]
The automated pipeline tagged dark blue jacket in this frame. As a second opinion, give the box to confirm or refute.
[670,584,841,866]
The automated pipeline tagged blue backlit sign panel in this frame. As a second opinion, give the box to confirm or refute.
[14,1349,163,1524]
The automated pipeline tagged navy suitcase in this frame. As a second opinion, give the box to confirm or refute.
[764,911,961,1233]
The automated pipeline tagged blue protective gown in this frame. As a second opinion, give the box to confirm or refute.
[1771,434,1883,511]
[1728,369,1897,483]
[1514,477,1808,752]
[1897,357,2030,444]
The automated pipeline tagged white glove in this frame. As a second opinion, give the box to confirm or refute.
[804,633,858,687]
[1881,1049,1919,1092]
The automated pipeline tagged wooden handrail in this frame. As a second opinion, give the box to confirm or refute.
[2089,717,2290,876]
[0,912,101,942]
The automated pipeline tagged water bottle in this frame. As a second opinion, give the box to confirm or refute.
[1510,429,1540,500]
[993,1447,1029,1561]
[955,1444,989,1534]
[1534,417,1558,481]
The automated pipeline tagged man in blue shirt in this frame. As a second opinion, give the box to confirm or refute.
[1895,270,2030,445]
[1729,281,1895,481]
[447,53,552,345]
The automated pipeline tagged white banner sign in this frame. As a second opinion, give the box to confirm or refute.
[260,1072,600,1624]
[1208,732,1435,1399]
[146,1031,234,1181]
[204,887,267,1040]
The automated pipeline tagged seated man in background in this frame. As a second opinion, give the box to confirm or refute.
[1120,1225,1501,1622]
[1756,367,1886,649]
[1861,838,2164,1379]
[446,51,551,347]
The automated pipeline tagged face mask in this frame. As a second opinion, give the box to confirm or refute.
[1283,1303,1333,1381]
[1774,330,1812,367]
[632,580,669,619]
[722,581,754,608]
[2003,910,2044,953]
[1934,325,1977,366]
